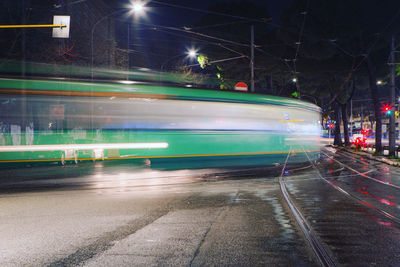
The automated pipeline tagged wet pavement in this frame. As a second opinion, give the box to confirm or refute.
[1,147,400,266]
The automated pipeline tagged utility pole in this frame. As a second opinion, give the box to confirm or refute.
[389,35,396,156]
[250,25,255,93]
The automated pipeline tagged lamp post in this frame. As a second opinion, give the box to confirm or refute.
[89,2,145,131]
[91,10,121,80]
[90,2,146,80]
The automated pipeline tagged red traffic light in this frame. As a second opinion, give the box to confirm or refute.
[329,123,334,129]
[380,103,393,113]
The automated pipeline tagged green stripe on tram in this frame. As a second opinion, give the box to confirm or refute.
[0,78,319,111]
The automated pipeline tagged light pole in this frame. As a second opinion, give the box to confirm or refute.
[91,2,146,80]
[89,2,145,131]
[91,9,121,80]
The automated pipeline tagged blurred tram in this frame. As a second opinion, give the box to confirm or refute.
[0,78,321,168]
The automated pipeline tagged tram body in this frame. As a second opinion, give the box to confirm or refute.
[0,78,321,168]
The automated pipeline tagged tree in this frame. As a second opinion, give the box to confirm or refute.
[280,0,400,150]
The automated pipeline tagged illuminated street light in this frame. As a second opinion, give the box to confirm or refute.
[131,1,145,14]
[160,49,199,82]
[377,80,382,85]
[187,49,198,59]
[292,77,297,83]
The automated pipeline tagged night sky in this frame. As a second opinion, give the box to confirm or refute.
[116,0,293,26]
[0,0,295,72]
[107,0,294,69]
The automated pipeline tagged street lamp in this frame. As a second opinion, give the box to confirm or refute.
[91,3,147,79]
[187,49,198,59]
[91,10,122,79]
[132,2,145,13]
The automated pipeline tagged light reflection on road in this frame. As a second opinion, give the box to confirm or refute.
[0,161,283,194]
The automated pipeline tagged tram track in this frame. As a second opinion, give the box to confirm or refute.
[303,149,400,226]
[321,150,400,190]
[279,150,337,267]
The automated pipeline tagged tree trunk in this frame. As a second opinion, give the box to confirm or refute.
[369,118,375,135]
[366,56,382,153]
[334,103,343,146]
[341,103,350,146]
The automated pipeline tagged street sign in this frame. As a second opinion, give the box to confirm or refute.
[234,82,248,92]
[52,15,70,38]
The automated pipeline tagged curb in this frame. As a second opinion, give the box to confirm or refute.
[329,145,400,167]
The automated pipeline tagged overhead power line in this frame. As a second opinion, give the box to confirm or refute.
[327,5,400,106]
[151,0,272,24]
[151,24,251,47]
[188,55,246,67]
[293,0,310,79]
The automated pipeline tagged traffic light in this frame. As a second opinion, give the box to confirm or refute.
[380,103,393,116]
[329,123,334,129]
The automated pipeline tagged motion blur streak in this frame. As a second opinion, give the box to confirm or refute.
[0,78,320,168]
[0,143,169,152]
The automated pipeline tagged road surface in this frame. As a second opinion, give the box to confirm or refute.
[1,147,400,266]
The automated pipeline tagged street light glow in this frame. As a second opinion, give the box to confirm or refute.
[292,77,297,83]
[133,3,144,12]
[131,1,146,15]
[187,49,198,58]
[377,80,382,85]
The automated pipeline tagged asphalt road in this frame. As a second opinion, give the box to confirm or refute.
[1,147,400,266]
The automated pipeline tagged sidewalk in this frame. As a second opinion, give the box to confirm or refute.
[328,145,400,167]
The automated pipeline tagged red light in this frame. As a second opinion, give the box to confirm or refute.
[329,123,334,129]
[353,136,366,147]
[380,103,393,114]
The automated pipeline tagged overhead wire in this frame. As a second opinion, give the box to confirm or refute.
[293,1,310,68]
[327,4,400,105]
[189,20,249,30]
[149,23,294,72]
[292,0,310,82]
[153,24,251,47]
[187,55,246,67]
[151,0,272,24]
